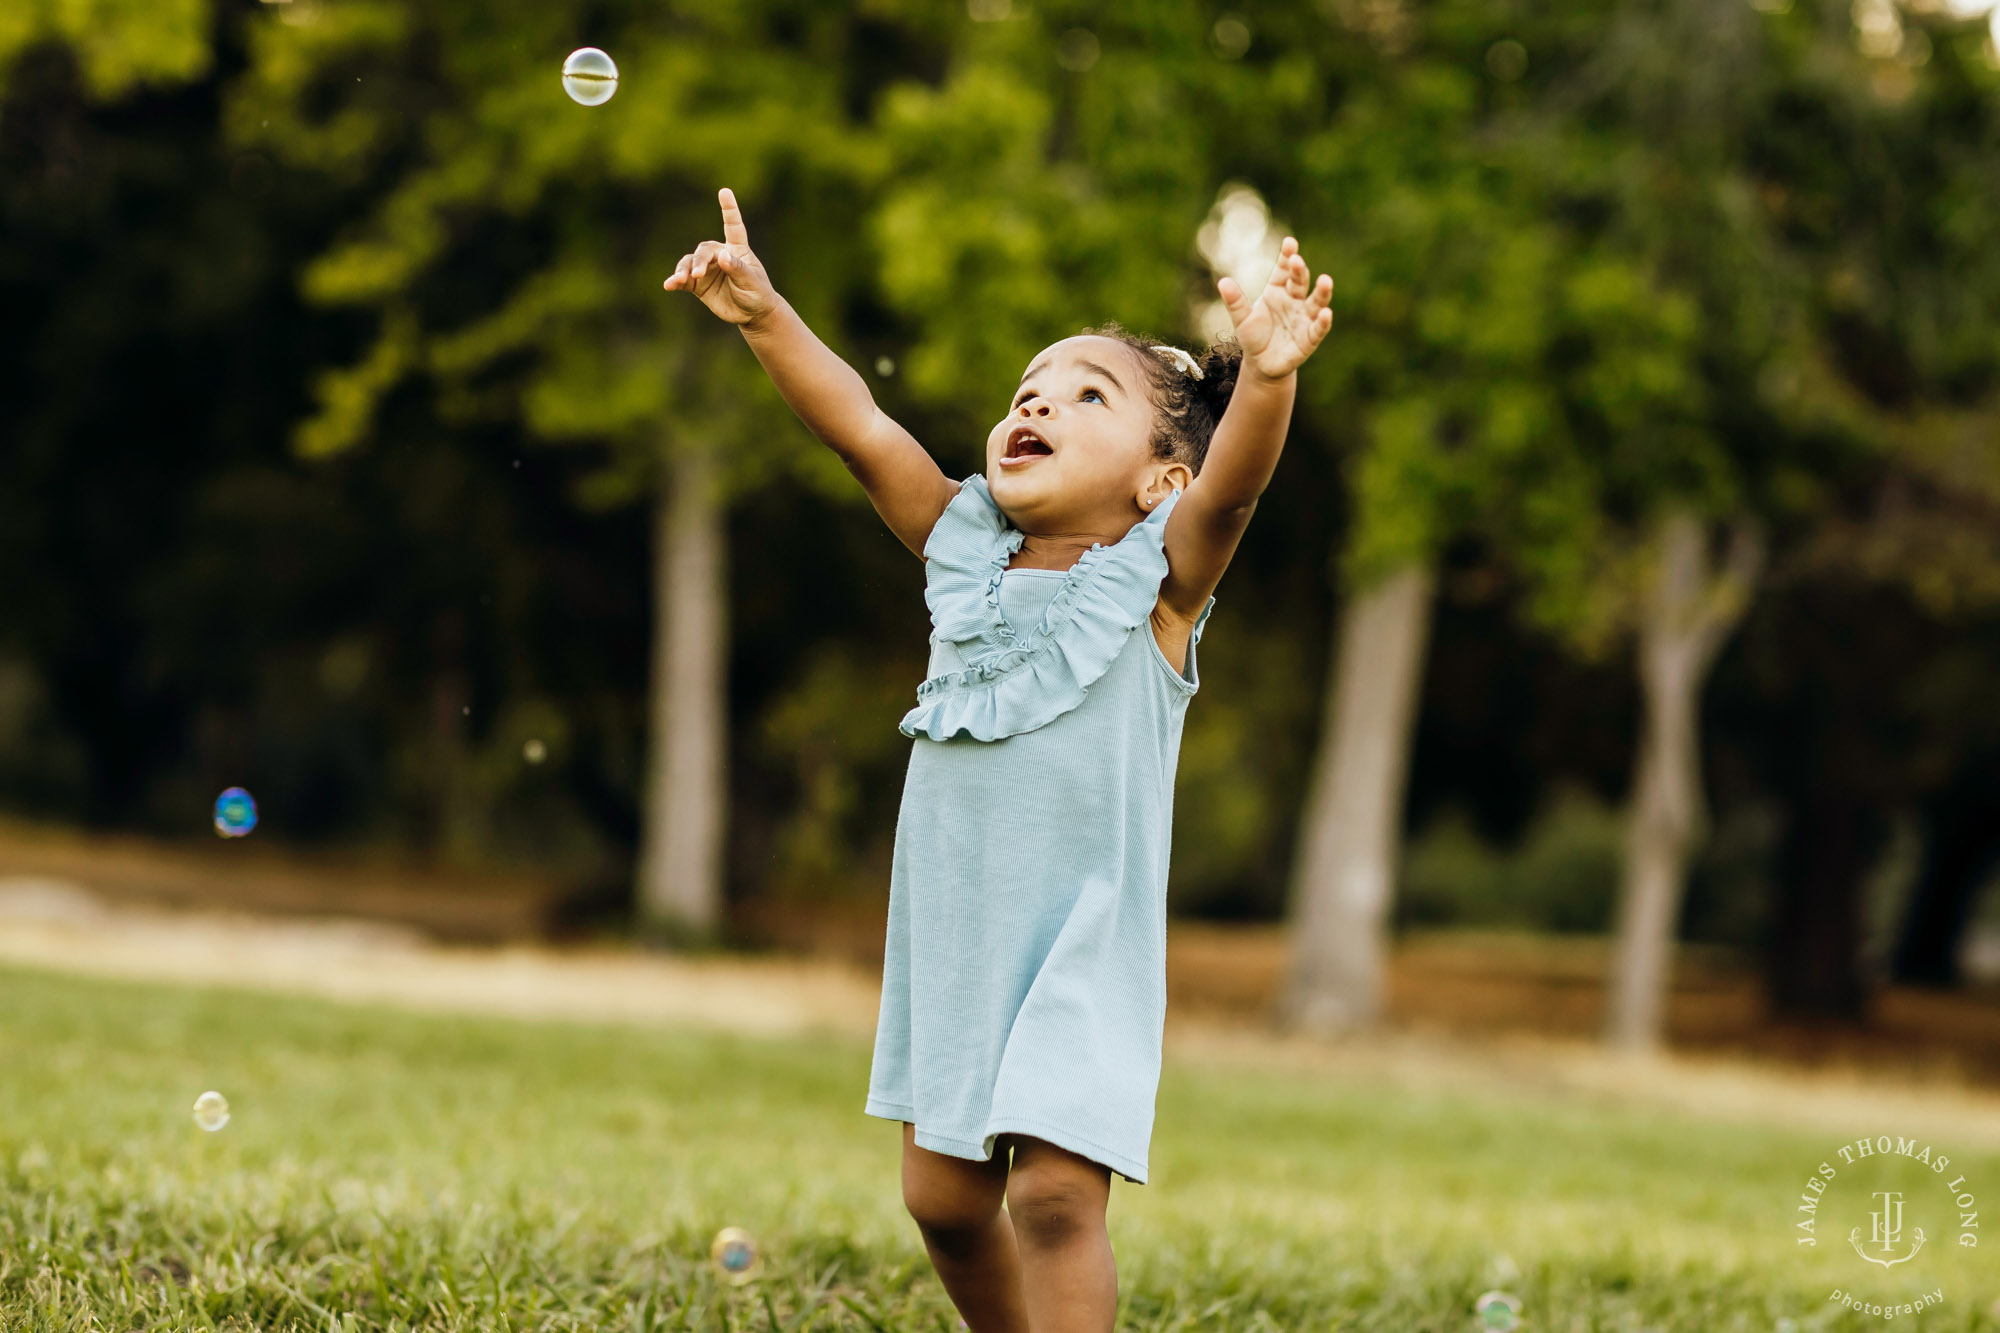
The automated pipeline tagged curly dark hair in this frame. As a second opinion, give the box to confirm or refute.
[1081,320,1242,476]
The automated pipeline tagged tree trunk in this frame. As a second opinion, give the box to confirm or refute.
[1766,786,1879,1022]
[636,445,728,938]
[1603,511,1761,1052]
[1890,755,2000,987]
[1282,562,1436,1035]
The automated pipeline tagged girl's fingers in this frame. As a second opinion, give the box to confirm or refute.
[1217,275,1253,327]
[719,187,751,249]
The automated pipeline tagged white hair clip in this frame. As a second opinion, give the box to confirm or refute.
[1149,344,1204,380]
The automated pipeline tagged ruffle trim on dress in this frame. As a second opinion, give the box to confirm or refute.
[899,474,1184,743]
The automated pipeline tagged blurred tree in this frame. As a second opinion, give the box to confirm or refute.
[229,0,897,936]
[1725,0,2000,1013]
[0,0,210,101]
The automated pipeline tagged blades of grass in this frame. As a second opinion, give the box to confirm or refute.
[835,1293,892,1333]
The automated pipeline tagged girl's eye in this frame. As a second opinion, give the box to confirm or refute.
[1082,389,1104,404]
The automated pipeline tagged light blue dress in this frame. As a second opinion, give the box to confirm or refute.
[865,473,1214,1185]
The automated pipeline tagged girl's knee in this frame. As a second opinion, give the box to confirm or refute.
[900,1137,1006,1238]
[1005,1160,1107,1251]
[901,1174,1001,1236]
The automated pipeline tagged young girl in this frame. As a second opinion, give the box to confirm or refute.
[665,188,1331,1332]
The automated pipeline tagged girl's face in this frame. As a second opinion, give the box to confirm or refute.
[984,335,1184,530]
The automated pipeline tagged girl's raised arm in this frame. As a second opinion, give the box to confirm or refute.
[664,188,957,557]
[1159,238,1334,620]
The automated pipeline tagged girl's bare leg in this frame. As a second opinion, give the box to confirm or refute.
[1003,1135,1116,1333]
[900,1123,1030,1332]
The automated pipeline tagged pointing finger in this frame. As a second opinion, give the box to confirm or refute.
[719,187,751,249]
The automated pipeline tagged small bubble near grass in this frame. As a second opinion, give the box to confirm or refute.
[191,1090,230,1132]
[1474,1289,1521,1331]
[709,1227,761,1284]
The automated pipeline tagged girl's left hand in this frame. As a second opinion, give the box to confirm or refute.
[1218,237,1334,380]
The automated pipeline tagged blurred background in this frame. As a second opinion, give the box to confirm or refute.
[4,0,2000,1077]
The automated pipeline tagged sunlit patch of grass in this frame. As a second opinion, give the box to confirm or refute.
[1,965,1995,1330]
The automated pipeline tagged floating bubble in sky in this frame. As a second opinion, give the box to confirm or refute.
[562,48,618,107]
[212,787,258,838]
[523,739,547,764]
[1473,1290,1521,1331]
[709,1227,761,1284]
[192,1090,230,1132]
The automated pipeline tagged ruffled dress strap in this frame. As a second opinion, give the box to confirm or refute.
[900,474,1202,742]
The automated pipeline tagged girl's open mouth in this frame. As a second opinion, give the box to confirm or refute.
[1001,426,1054,467]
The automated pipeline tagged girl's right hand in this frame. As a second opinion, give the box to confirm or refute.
[663,187,777,327]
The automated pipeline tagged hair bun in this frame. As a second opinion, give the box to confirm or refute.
[1194,341,1242,422]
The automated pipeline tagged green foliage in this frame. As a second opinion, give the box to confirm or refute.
[10,966,1993,1329]
[0,0,209,100]
[1398,786,1627,935]
[869,6,1231,440]
[232,1,889,499]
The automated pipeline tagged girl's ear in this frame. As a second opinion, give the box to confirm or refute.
[1141,461,1193,509]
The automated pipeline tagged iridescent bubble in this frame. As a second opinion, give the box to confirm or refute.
[1211,14,1251,59]
[523,739,547,764]
[192,1090,230,1132]
[1473,1290,1521,1331]
[709,1227,761,1284]
[1485,39,1528,82]
[562,47,618,107]
[1055,28,1100,72]
[213,787,258,838]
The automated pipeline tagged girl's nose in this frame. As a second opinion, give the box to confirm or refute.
[1017,400,1050,417]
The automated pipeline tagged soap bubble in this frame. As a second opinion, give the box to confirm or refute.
[562,47,618,106]
[873,356,896,377]
[212,787,258,838]
[192,1090,230,1132]
[1211,15,1252,59]
[1473,1290,1521,1331]
[1486,39,1528,81]
[1055,28,1100,72]
[523,739,547,764]
[709,1227,761,1284]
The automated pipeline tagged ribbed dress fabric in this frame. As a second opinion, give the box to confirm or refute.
[864,473,1214,1184]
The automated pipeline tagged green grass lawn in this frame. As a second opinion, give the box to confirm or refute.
[1,965,1994,1331]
